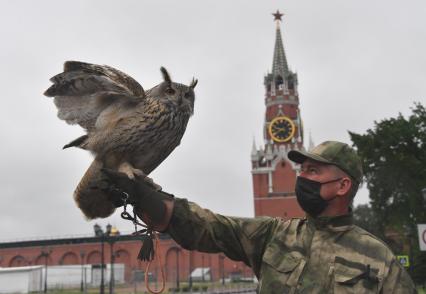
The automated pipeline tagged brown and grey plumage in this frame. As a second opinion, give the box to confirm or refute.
[45,61,197,219]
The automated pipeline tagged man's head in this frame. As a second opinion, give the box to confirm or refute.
[288,141,363,216]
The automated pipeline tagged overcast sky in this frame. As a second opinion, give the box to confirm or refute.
[0,0,425,241]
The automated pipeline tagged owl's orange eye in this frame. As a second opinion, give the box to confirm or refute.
[165,87,175,95]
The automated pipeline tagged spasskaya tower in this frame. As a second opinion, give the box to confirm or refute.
[251,10,305,219]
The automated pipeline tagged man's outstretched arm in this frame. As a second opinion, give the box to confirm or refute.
[101,169,279,277]
[166,197,279,275]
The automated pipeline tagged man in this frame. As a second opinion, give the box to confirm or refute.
[103,141,416,293]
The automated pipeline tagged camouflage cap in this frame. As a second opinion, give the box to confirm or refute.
[288,141,363,183]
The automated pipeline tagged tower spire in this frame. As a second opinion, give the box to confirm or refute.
[252,10,305,219]
[271,10,289,77]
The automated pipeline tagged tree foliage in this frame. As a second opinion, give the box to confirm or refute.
[350,103,426,283]
[352,204,383,238]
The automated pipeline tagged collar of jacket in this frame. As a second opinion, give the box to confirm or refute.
[306,213,354,232]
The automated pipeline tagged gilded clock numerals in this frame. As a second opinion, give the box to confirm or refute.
[268,116,295,143]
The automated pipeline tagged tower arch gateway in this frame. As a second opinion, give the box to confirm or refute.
[251,10,305,219]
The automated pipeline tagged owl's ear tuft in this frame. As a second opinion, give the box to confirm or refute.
[160,67,172,85]
[190,78,198,89]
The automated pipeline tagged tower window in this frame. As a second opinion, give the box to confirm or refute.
[275,75,283,89]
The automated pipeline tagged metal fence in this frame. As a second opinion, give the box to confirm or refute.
[0,264,257,294]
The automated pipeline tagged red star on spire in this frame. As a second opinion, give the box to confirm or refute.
[272,10,284,22]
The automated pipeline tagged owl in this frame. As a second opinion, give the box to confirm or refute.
[45,61,197,219]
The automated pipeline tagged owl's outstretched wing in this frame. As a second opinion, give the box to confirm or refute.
[44,61,145,131]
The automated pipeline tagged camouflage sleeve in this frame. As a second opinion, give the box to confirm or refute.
[166,198,280,277]
[381,258,417,293]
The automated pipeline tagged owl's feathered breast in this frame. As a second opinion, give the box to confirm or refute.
[91,97,192,175]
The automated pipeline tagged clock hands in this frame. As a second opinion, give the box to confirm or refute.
[273,127,287,132]
[272,126,289,132]
[268,116,296,143]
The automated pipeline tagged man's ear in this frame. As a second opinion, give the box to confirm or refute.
[336,177,352,196]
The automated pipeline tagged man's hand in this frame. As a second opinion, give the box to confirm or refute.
[100,168,173,225]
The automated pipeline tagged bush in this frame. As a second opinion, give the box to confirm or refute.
[192,285,200,291]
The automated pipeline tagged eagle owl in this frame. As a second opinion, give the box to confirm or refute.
[45,61,197,219]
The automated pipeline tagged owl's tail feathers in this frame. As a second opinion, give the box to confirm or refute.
[63,135,89,150]
[74,159,116,220]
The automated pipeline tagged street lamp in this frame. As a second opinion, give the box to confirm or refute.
[175,248,181,289]
[94,224,117,294]
[40,247,52,293]
[219,255,225,285]
[188,251,193,290]
[201,254,205,282]
[94,224,106,294]
[106,224,116,294]
[110,251,120,294]
[80,250,85,292]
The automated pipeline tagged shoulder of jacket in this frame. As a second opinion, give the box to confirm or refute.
[242,216,301,238]
[352,225,391,246]
[239,216,279,239]
[267,217,306,239]
[346,225,395,258]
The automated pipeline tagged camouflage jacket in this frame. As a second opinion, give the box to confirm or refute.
[167,198,416,294]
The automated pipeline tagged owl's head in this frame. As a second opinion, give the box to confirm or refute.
[147,67,197,114]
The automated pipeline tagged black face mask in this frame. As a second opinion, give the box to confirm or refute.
[295,176,342,217]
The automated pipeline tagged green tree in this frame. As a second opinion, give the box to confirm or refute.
[352,204,383,238]
[350,103,426,283]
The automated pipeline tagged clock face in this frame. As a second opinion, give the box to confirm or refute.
[268,116,296,143]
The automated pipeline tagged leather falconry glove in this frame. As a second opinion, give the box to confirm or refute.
[100,168,173,224]
[99,168,173,262]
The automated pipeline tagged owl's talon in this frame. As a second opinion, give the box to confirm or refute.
[118,162,145,180]
[133,169,145,177]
